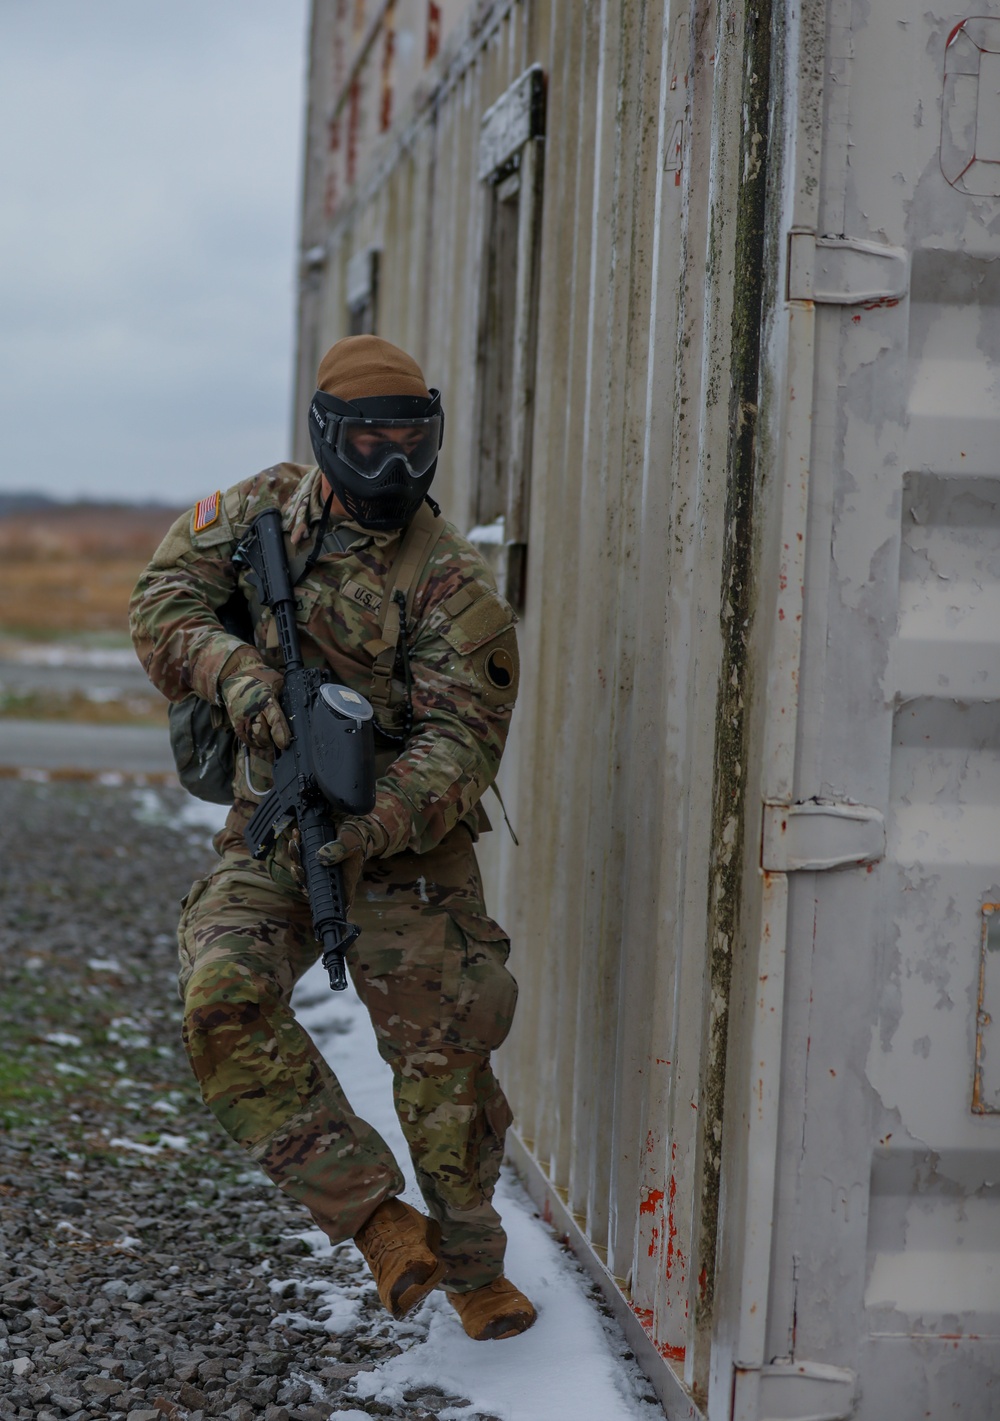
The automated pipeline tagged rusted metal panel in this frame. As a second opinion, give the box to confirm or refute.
[295,1,1000,1415]
[975,905,1000,1115]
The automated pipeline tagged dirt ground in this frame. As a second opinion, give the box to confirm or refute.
[0,779,499,1421]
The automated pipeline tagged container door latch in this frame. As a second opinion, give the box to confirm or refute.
[762,800,885,873]
[787,231,909,305]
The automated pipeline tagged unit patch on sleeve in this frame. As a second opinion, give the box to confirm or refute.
[193,491,221,534]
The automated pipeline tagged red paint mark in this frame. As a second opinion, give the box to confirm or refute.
[542,1195,552,1226]
[426,1,442,63]
[674,170,681,187]
[861,297,900,311]
[648,1224,659,1258]
[639,1188,665,1217]
[631,1305,687,1364]
[946,19,968,49]
[852,313,861,323]
[698,1264,708,1300]
[778,608,785,620]
[645,1129,655,1155]
[654,1058,671,1066]
[659,1342,686,1363]
[665,1180,678,1278]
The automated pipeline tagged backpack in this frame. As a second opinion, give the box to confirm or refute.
[168,503,445,803]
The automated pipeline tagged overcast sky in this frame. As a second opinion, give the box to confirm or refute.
[0,1,310,506]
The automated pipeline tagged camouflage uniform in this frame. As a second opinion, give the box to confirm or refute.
[130,463,520,1291]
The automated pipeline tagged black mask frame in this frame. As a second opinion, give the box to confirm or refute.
[307,388,445,531]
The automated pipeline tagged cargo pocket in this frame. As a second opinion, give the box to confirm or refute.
[350,912,463,1056]
[444,908,518,1054]
[478,1081,514,1194]
[176,873,213,996]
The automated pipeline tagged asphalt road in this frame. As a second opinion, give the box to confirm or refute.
[0,652,151,698]
[0,718,177,775]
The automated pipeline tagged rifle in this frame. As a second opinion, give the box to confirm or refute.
[233,507,376,991]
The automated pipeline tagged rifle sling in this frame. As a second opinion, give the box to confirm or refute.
[237,499,444,714]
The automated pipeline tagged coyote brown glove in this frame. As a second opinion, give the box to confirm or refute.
[317,817,390,908]
[219,651,290,755]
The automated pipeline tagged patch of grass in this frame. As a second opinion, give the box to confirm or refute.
[0,687,167,727]
[0,1050,58,1127]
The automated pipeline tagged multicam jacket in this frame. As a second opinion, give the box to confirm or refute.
[129,463,519,858]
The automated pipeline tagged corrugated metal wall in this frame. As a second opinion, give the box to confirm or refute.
[294,3,1000,1416]
[293,2,783,1413]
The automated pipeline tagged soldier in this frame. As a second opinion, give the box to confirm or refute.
[129,335,536,1341]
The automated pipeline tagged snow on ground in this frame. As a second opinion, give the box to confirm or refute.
[151,789,661,1419]
[294,965,660,1421]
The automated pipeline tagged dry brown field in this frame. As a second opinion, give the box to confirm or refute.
[0,503,183,638]
[0,504,184,725]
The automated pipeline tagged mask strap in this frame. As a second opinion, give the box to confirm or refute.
[300,488,336,582]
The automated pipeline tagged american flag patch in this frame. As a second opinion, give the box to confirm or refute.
[193,491,221,533]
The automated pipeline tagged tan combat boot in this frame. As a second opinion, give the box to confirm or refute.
[447,1276,537,1341]
[353,1198,445,1320]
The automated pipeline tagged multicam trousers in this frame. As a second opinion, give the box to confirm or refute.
[177,821,518,1292]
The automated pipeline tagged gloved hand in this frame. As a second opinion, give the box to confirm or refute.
[219,653,290,754]
[317,817,390,908]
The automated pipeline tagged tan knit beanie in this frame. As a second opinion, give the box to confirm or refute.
[316,335,430,401]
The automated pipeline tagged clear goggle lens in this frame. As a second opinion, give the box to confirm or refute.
[334,416,442,480]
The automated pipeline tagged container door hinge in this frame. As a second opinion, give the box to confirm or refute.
[748,1359,857,1421]
[787,230,909,305]
[762,800,885,873]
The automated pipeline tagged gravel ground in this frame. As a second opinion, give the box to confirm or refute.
[0,780,499,1421]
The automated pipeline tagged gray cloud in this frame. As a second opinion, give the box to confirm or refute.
[0,0,309,504]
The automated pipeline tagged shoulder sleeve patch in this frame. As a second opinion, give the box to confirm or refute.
[193,492,221,533]
[437,587,516,656]
[190,489,236,549]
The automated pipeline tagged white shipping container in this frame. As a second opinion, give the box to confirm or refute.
[294,3,1000,1415]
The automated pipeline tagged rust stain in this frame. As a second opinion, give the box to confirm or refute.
[347,79,361,188]
[380,0,396,133]
[426,0,442,63]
